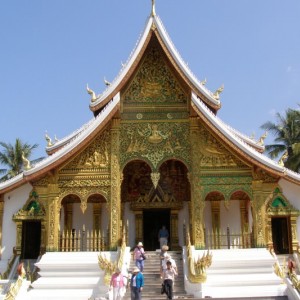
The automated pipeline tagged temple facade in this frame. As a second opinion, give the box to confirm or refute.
[1,4,300,264]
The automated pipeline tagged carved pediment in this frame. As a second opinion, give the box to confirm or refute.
[123,41,188,104]
[192,128,247,168]
[60,130,110,171]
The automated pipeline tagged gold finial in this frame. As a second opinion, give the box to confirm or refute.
[22,152,31,170]
[257,131,268,146]
[278,150,288,167]
[200,78,207,86]
[213,84,224,100]
[151,0,156,16]
[45,131,53,147]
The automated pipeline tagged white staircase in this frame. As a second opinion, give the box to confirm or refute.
[199,248,287,298]
[17,252,114,300]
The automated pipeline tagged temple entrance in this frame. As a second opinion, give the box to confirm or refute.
[143,209,170,250]
[21,221,41,259]
[271,217,291,254]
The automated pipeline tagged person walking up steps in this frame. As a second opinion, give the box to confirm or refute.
[133,242,146,272]
[162,261,177,300]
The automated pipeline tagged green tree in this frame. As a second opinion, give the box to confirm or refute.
[261,108,300,172]
[0,138,42,182]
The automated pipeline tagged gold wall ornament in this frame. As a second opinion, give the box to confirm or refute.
[120,122,190,168]
[123,44,188,104]
[61,130,111,171]
[191,127,246,168]
[151,172,160,188]
[80,199,87,214]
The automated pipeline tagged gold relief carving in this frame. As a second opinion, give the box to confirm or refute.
[252,169,278,183]
[120,122,190,168]
[80,200,87,214]
[191,128,244,168]
[110,128,121,248]
[151,172,160,188]
[123,44,187,104]
[62,130,110,170]
[59,179,111,188]
[33,176,49,187]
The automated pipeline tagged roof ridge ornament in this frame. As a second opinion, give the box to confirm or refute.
[151,0,156,16]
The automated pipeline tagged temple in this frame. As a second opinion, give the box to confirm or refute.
[1,2,300,299]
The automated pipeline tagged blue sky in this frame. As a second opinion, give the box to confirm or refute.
[1,0,300,165]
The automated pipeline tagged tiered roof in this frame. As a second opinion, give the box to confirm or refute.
[1,5,299,193]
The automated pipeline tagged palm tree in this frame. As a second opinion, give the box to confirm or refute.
[0,138,43,182]
[261,108,300,172]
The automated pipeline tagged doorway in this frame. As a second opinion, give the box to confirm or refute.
[271,217,291,254]
[143,209,170,250]
[21,221,41,259]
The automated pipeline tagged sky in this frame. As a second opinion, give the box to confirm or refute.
[0,0,300,166]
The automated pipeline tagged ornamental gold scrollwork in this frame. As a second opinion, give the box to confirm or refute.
[120,122,190,168]
[62,130,110,170]
[191,127,246,168]
[123,44,187,104]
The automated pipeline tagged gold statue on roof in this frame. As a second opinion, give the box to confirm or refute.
[200,78,207,86]
[86,84,98,102]
[257,131,268,146]
[213,84,224,100]
[22,152,31,170]
[45,132,53,147]
[278,150,288,167]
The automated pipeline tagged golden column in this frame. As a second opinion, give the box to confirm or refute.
[110,118,121,249]
[45,183,60,251]
[134,211,143,244]
[189,117,205,248]
[251,181,275,248]
[170,209,180,250]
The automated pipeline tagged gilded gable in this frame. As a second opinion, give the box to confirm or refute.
[123,40,188,105]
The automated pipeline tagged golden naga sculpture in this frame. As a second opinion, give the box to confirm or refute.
[22,152,31,170]
[98,227,127,286]
[186,232,212,283]
[86,84,99,103]
[273,261,285,280]
[200,78,207,86]
[45,131,53,147]
[213,84,224,100]
[278,150,288,167]
[257,131,268,146]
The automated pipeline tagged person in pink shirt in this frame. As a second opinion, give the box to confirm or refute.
[133,242,146,272]
[109,267,126,300]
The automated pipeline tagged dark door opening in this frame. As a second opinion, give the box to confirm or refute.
[21,221,41,259]
[143,209,170,251]
[271,217,291,254]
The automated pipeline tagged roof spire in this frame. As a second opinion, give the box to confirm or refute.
[151,0,156,16]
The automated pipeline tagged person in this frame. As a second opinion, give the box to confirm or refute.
[288,258,296,275]
[133,242,146,272]
[109,267,126,300]
[158,225,169,248]
[159,245,169,266]
[162,260,177,300]
[130,267,144,300]
[161,253,177,275]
